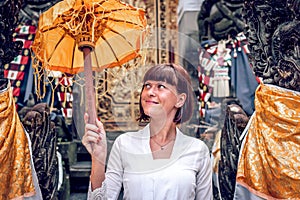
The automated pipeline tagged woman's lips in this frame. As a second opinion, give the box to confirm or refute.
[145,100,159,104]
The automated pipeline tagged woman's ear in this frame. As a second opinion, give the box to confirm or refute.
[175,93,187,108]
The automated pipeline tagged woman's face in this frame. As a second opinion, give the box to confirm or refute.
[141,80,182,120]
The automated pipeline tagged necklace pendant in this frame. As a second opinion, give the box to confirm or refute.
[161,146,164,150]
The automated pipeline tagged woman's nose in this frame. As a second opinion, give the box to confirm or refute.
[146,86,157,96]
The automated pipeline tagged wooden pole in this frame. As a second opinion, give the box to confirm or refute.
[82,47,97,125]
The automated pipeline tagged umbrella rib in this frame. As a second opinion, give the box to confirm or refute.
[101,35,120,64]
[48,31,68,63]
[40,26,60,33]
[97,8,140,14]
[93,46,101,70]
[105,26,136,49]
[71,39,76,70]
[101,17,144,27]
[92,1,141,13]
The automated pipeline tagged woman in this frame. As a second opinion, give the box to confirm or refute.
[82,63,212,199]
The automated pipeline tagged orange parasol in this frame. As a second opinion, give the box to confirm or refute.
[31,0,147,124]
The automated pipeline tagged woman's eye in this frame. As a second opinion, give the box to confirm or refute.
[144,83,151,88]
[158,84,166,89]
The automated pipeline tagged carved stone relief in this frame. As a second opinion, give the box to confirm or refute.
[243,0,300,91]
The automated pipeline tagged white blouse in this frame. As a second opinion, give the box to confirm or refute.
[88,124,212,200]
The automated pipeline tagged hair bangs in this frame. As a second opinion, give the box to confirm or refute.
[143,65,178,85]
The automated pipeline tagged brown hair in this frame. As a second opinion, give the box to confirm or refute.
[138,63,195,124]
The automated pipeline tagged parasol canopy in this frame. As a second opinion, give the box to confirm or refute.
[32,0,147,73]
[31,0,147,124]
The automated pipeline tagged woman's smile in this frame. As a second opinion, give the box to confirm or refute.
[145,100,159,104]
[141,80,179,118]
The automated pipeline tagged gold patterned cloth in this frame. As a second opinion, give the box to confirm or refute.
[236,84,300,199]
[0,86,35,199]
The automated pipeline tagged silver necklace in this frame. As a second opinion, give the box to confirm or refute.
[151,137,175,150]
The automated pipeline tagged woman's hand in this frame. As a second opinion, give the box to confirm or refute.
[82,113,107,165]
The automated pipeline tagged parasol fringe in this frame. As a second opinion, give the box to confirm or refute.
[49,76,58,112]
[33,67,46,100]
[63,88,67,111]
[50,86,55,112]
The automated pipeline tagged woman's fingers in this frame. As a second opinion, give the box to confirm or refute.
[84,129,100,142]
[85,113,104,134]
[96,118,106,139]
[85,123,100,134]
[83,113,106,149]
[83,116,106,144]
[82,114,107,162]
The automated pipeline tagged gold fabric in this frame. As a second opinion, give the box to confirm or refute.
[0,87,35,199]
[236,84,300,199]
[31,0,147,74]
[212,130,221,173]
